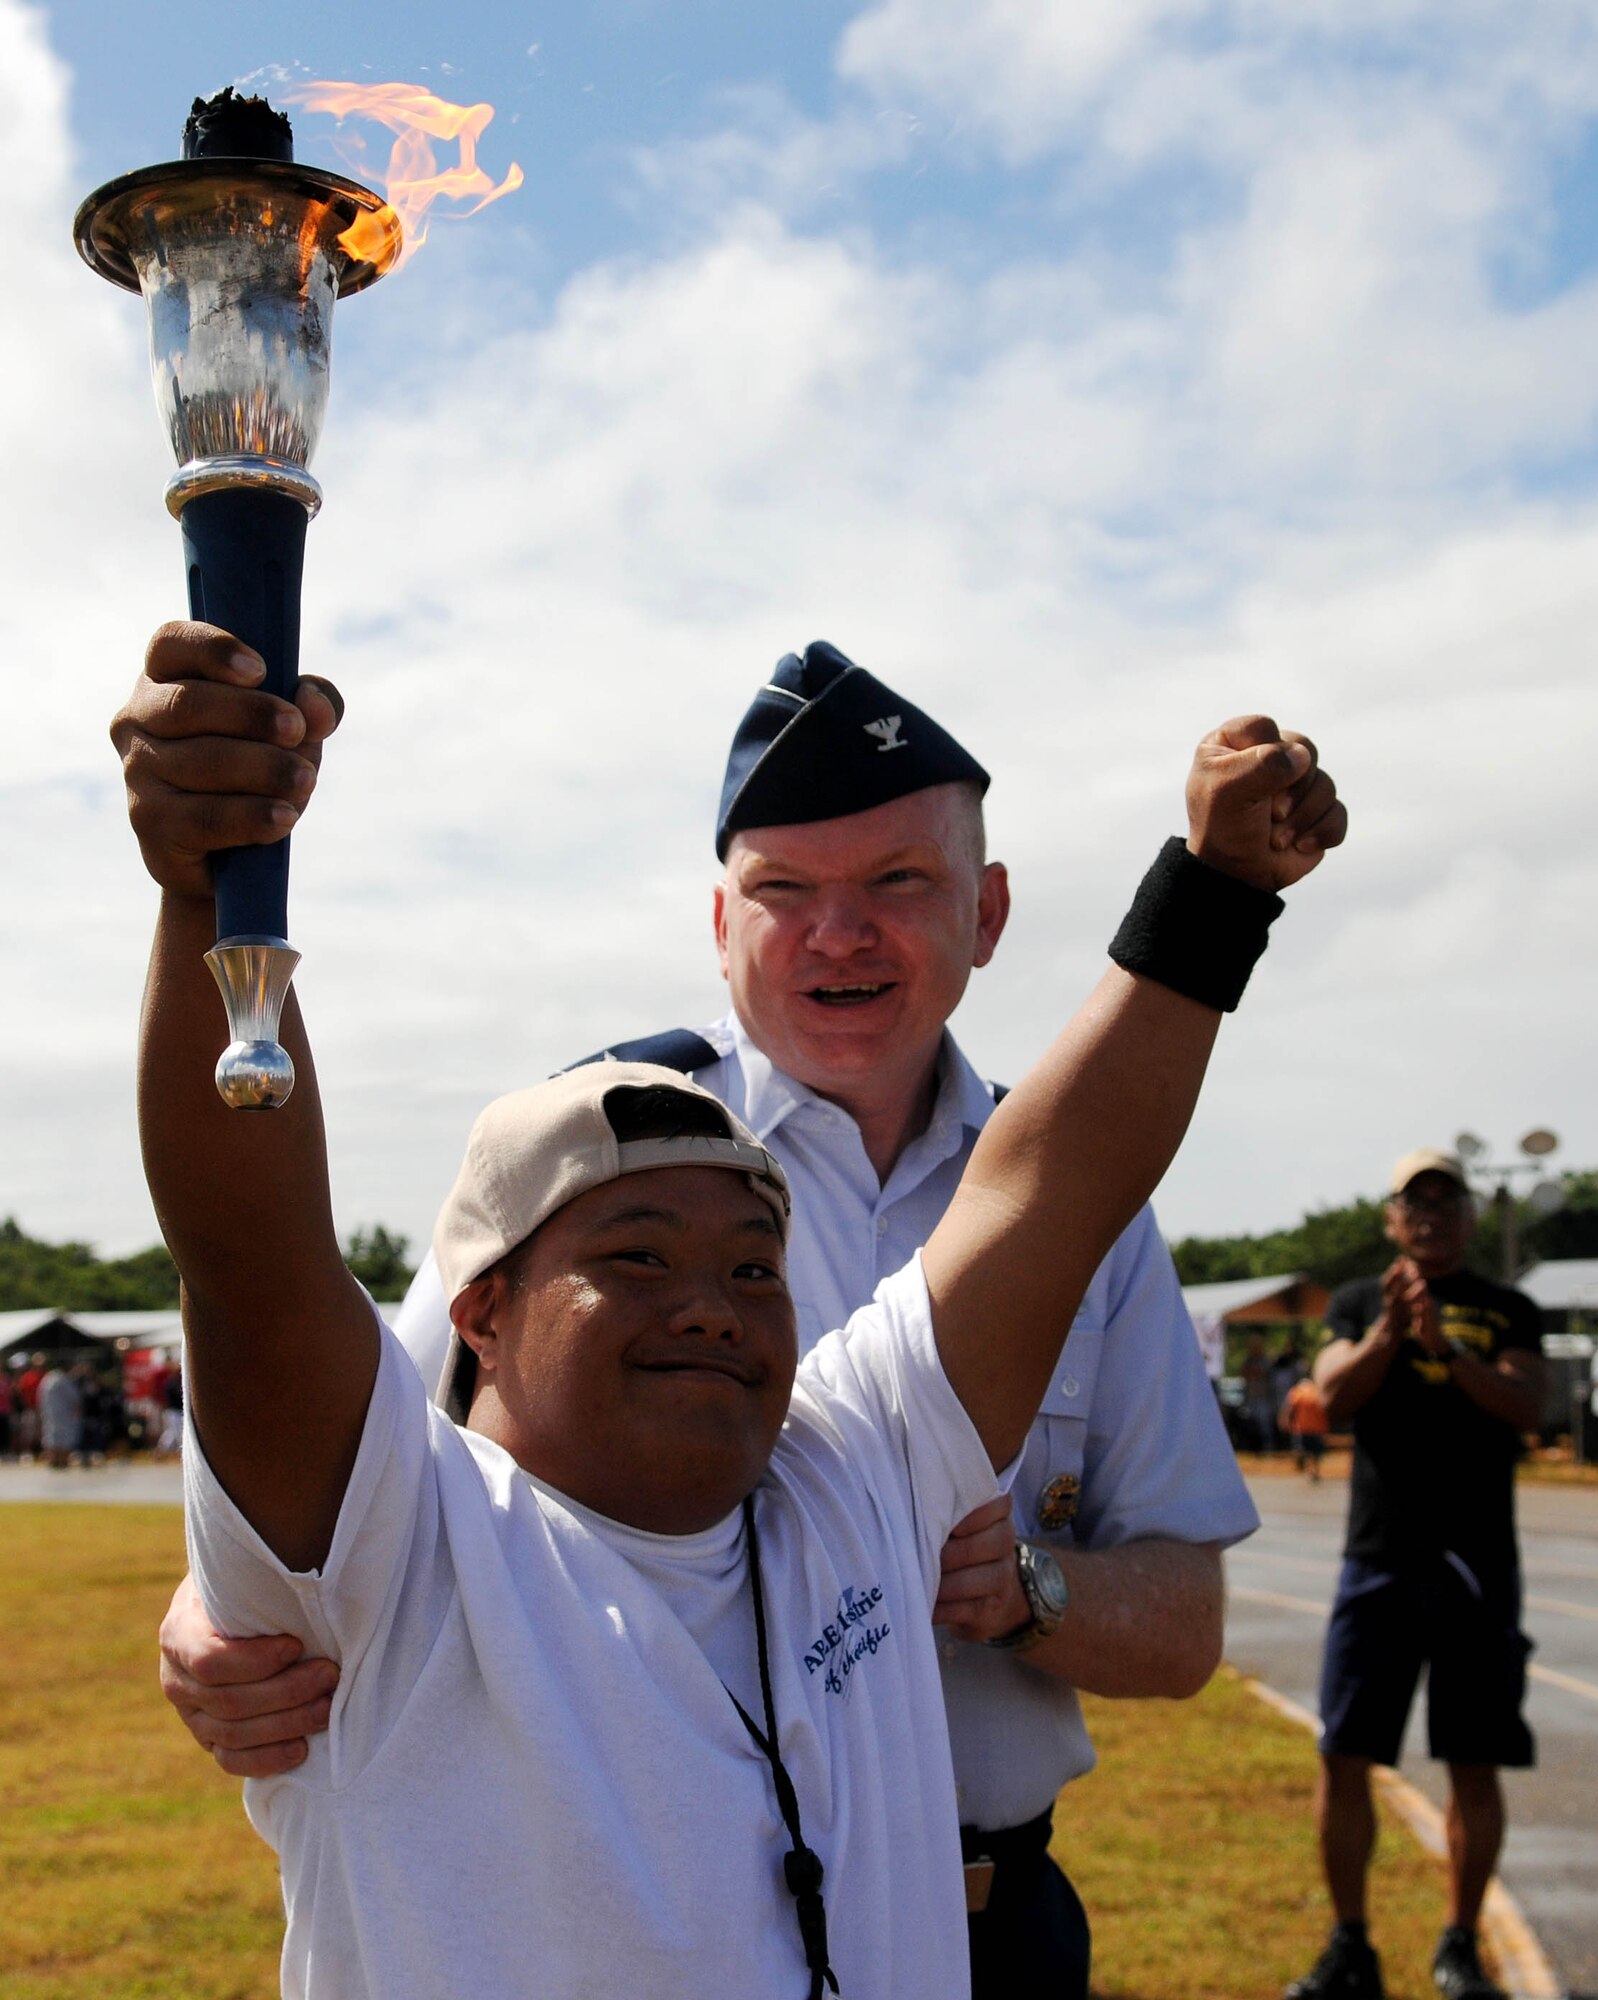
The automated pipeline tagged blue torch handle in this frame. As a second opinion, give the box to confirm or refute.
[179,488,309,943]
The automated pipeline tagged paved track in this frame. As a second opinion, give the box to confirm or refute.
[1227,1470,1598,1998]
[0,1459,184,1505]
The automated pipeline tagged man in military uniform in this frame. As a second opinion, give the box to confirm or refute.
[151,640,1261,2000]
[1287,1150,1545,2000]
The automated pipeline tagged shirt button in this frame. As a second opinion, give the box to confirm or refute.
[1060,1376,1080,1398]
[941,1641,958,1661]
[876,1217,888,1236]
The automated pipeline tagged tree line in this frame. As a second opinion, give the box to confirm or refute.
[1168,1170,1598,1290]
[3,1173,1594,1315]
[0,1217,418,1310]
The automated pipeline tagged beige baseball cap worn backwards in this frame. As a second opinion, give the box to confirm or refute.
[431,1063,791,1424]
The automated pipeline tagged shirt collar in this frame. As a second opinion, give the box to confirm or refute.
[722,1010,996,1149]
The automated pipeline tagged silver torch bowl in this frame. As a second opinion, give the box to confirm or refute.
[75,91,400,1106]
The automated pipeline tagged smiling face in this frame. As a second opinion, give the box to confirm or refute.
[713,783,1010,1118]
[452,1165,798,1534]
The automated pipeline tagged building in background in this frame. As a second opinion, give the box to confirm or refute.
[1518,1260,1598,1456]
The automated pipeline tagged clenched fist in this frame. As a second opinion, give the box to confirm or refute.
[1185,715,1345,893]
[110,621,344,900]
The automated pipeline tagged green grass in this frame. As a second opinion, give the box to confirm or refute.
[2,1505,1466,1997]
[0,1506,281,1998]
[1070,1672,1466,1999]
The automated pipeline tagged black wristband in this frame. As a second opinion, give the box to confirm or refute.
[1108,837,1284,1012]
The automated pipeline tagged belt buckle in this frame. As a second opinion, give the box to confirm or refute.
[964,1856,995,1914]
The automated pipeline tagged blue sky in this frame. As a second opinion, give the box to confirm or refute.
[8,0,1598,1259]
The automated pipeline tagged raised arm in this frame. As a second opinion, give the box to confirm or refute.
[113,623,376,1571]
[924,717,1345,1467]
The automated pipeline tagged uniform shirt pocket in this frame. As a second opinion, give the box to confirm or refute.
[1035,1319,1107,1422]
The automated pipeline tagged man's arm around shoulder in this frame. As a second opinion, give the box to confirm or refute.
[939,1530,1226,1697]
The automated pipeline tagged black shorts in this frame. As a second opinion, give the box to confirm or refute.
[1318,1555,1535,1770]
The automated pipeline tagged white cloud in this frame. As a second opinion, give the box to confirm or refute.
[837,0,1598,169]
[837,0,1212,163]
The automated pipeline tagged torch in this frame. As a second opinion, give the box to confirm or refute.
[74,88,401,1107]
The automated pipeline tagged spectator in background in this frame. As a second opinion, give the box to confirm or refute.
[15,1353,45,1459]
[1286,1150,1545,2000]
[96,1369,130,1458]
[1241,1331,1276,1452]
[154,1369,184,1461]
[75,1364,110,1463]
[1281,1375,1329,1482]
[1270,1338,1306,1453]
[0,1367,14,1459]
[37,1362,82,1470]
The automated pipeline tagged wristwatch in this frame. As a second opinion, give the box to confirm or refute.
[986,1540,1071,1652]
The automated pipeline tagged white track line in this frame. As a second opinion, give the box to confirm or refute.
[1230,1552,1340,1578]
[1230,1585,1329,1616]
[1233,1570,1598,1619]
[1528,1661,1598,1705]
[1240,1547,1598,1593]
[1525,1593,1598,1622]
[1230,1590,1598,1700]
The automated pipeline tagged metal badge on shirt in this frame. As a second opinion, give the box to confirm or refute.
[1037,1472,1081,1531]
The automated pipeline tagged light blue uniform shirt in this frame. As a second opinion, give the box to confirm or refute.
[393,1011,1258,1830]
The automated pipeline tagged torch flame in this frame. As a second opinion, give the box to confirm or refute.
[278,80,523,269]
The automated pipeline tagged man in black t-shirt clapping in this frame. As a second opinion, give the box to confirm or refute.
[1284,1150,1544,2000]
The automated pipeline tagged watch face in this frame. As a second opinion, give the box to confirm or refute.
[1025,1545,1070,1623]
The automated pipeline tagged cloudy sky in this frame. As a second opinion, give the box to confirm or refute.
[5,0,1597,1263]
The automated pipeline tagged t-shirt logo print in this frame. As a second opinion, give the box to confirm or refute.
[863,715,906,753]
[803,1582,892,1696]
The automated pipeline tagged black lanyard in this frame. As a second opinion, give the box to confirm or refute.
[726,1495,840,2000]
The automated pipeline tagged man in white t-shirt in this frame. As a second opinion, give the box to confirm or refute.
[114,625,1342,1996]
[145,640,1263,1995]
[189,1064,1003,1999]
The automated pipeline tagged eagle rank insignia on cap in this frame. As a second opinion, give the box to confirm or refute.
[715,640,989,858]
[1037,1473,1081,1531]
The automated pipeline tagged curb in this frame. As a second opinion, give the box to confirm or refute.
[1239,1675,1561,2000]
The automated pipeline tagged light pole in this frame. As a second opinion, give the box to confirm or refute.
[1454,1128,1563,1283]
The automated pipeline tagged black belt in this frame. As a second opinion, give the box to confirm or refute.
[960,1808,1054,1914]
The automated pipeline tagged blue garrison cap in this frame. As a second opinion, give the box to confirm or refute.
[715,641,990,859]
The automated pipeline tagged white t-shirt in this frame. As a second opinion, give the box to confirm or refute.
[393,1015,1259,1828]
[185,1256,996,2000]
